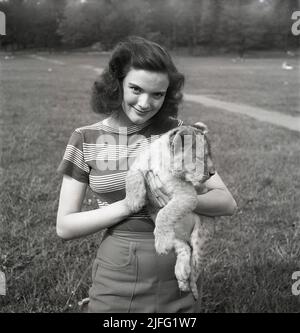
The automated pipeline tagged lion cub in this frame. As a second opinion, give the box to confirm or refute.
[125,122,214,299]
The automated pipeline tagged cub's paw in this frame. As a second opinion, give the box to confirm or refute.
[177,279,190,292]
[154,229,174,255]
[125,196,145,214]
[175,259,191,285]
[125,170,146,213]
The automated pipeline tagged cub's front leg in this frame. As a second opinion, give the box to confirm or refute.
[125,169,147,214]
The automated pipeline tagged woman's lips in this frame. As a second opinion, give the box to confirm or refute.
[131,105,150,115]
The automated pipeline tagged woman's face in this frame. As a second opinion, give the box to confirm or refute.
[122,68,169,124]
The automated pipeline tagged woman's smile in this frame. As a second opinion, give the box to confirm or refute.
[130,105,151,115]
[122,68,169,124]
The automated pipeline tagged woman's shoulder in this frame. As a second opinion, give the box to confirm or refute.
[68,120,113,144]
[74,120,104,133]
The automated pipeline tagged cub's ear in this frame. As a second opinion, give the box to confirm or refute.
[192,122,209,134]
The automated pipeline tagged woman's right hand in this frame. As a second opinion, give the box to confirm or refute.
[144,171,170,208]
[56,175,131,240]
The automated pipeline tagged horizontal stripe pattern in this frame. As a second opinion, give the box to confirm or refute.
[63,144,90,173]
[90,172,126,193]
[58,117,183,222]
[130,210,152,219]
[101,118,154,134]
[76,118,154,135]
[83,137,159,162]
[96,199,109,207]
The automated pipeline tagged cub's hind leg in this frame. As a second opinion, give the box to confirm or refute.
[189,215,210,300]
[174,239,192,292]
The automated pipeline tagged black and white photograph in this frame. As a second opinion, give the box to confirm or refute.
[0,0,299,316]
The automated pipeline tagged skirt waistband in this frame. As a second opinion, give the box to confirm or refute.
[106,229,154,240]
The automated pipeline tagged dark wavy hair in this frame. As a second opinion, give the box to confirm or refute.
[90,36,184,120]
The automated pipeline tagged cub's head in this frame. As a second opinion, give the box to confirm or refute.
[168,123,214,185]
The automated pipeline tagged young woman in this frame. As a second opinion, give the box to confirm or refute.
[56,36,237,313]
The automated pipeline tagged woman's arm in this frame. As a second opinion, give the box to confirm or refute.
[145,171,237,217]
[194,172,237,217]
[56,175,131,240]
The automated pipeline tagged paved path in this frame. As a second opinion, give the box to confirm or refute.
[184,94,300,132]
[29,55,65,65]
[78,64,103,74]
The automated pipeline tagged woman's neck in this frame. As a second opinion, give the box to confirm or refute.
[105,108,155,130]
[105,109,135,129]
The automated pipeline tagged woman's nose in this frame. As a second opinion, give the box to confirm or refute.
[138,94,151,110]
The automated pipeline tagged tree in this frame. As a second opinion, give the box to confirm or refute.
[1,0,299,52]
[58,0,149,49]
[99,0,149,49]
[58,0,104,47]
[0,0,66,50]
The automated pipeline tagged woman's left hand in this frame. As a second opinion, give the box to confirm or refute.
[144,171,170,208]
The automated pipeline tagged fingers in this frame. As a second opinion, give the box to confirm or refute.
[145,171,169,208]
[155,196,165,208]
[153,172,163,187]
[145,171,163,208]
[145,170,155,190]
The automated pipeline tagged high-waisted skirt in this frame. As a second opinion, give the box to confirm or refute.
[88,229,199,313]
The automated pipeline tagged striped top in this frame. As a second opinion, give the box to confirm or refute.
[57,116,183,232]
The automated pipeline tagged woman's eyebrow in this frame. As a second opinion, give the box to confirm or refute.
[128,82,167,93]
[128,82,142,88]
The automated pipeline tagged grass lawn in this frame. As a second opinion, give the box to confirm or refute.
[175,55,300,117]
[0,52,299,312]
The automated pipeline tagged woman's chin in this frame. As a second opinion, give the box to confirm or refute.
[132,117,148,125]
[128,113,150,125]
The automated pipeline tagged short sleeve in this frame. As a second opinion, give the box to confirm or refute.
[57,130,90,184]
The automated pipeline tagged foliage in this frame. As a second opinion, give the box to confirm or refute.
[0,0,66,50]
[0,0,299,54]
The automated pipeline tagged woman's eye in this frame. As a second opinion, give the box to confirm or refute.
[153,93,164,99]
[130,86,141,94]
